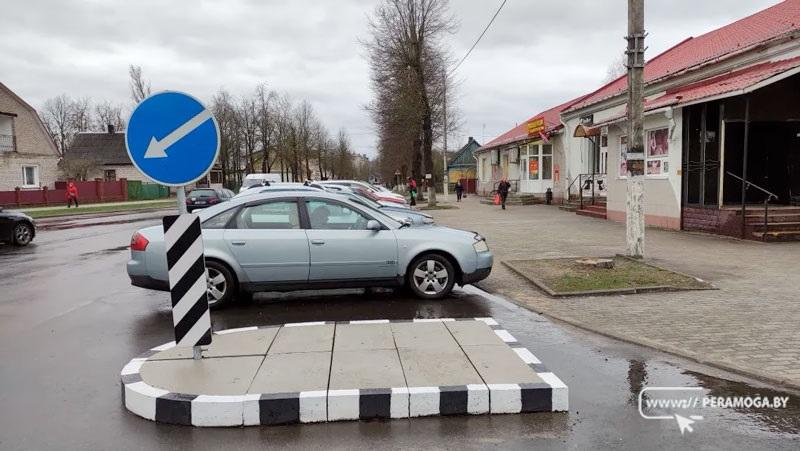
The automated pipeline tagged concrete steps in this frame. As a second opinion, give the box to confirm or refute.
[743,207,800,241]
[752,230,800,242]
[575,202,607,220]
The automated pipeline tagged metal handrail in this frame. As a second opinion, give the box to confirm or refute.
[726,171,778,201]
[727,171,777,240]
[568,173,605,209]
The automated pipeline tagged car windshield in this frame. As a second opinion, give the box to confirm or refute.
[188,189,217,197]
[242,179,268,188]
[347,193,382,210]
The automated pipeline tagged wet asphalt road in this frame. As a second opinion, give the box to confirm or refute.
[0,213,798,450]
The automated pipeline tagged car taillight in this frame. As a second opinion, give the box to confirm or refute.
[130,232,149,251]
[185,199,191,204]
[208,197,220,204]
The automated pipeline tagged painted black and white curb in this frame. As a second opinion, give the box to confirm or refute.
[121,318,568,427]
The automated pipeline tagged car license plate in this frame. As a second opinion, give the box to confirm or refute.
[196,200,206,205]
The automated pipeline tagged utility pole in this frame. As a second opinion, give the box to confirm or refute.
[625,0,646,258]
[442,69,449,201]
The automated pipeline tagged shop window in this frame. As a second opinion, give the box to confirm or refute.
[542,144,553,180]
[646,128,669,177]
[22,165,39,188]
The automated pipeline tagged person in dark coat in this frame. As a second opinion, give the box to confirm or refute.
[497,178,511,210]
[454,180,464,202]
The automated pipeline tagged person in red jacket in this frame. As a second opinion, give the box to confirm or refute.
[66,181,79,208]
[407,177,417,206]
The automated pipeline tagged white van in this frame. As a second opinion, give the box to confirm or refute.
[238,173,285,193]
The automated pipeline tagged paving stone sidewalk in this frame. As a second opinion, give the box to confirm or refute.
[433,197,800,390]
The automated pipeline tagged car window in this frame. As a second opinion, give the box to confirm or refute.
[188,189,216,197]
[306,199,370,230]
[203,207,237,229]
[235,201,300,230]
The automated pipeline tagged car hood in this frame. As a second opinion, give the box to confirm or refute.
[0,209,34,222]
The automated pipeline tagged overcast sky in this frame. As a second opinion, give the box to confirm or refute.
[1,0,781,156]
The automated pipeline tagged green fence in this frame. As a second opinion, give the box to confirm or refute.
[127,181,170,200]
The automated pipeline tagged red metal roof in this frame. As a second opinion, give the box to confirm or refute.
[566,0,800,113]
[593,55,800,127]
[480,97,583,150]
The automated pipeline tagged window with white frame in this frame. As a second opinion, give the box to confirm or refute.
[646,128,669,177]
[524,142,553,180]
[22,165,39,187]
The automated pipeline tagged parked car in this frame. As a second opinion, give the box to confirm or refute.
[185,188,234,212]
[234,183,322,198]
[320,185,433,225]
[0,207,36,246]
[127,190,492,308]
[239,173,283,193]
[318,180,407,205]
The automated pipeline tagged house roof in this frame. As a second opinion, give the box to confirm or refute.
[565,0,800,113]
[479,97,585,151]
[593,55,800,127]
[67,132,131,165]
[447,137,481,168]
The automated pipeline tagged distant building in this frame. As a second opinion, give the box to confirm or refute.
[0,82,61,191]
[66,126,149,182]
[446,137,481,193]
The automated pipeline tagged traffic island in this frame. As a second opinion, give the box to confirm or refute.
[120,318,568,427]
[503,255,714,297]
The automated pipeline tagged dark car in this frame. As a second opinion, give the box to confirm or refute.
[0,207,36,246]
[185,188,234,212]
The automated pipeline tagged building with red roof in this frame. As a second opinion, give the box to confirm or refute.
[478,0,800,240]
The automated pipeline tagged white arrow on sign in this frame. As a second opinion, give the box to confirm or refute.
[144,109,213,159]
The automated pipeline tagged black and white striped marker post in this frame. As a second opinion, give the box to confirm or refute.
[162,214,212,358]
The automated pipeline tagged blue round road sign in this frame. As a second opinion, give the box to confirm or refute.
[126,91,220,186]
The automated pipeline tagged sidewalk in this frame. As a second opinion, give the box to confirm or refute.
[433,196,800,390]
[20,199,175,219]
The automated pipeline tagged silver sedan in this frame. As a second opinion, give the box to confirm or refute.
[127,190,492,308]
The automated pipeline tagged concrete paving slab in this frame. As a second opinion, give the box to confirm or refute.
[140,356,264,396]
[149,328,279,360]
[444,320,506,346]
[334,323,395,351]
[248,352,331,394]
[329,349,406,390]
[398,348,484,386]
[390,321,460,351]
[268,324,334,354]
[461,344,543,384]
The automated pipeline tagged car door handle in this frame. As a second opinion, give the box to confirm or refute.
[310,239,325,245]
[231,241,246,246]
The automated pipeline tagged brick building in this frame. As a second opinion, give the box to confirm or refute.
[0,82,61,191]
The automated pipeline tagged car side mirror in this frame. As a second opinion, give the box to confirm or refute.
[366,220,382,231]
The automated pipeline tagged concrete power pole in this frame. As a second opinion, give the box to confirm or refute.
[442,69,449,201]
[626,0,646,258]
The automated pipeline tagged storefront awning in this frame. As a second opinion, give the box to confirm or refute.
[573,124,601,138]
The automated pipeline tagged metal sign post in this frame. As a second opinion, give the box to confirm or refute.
[126,91,221,359]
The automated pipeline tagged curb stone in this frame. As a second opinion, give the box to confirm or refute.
[120,318,569,427]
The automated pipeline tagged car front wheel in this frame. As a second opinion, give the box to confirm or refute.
[205,261,235,309]
[12,222,34,246]
[407,254,456,299]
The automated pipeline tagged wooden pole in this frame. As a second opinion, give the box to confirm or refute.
[626,0,646,258]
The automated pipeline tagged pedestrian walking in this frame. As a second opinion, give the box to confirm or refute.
[455,179,464,202]
[407,177,417,206]
[66,181,79,208]
[497,178,511,210]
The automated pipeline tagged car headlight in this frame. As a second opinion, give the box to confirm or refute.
[473,239,489,253]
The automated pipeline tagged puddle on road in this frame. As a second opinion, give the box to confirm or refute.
[78,245,130,257]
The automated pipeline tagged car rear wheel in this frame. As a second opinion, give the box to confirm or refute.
[407,254,455,299]
[205,261,235,309]
[12,222,33,246]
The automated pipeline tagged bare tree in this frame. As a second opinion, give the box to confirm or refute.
[72,97,93,132]
[238,96,259,173]
[95,101,126,131]
[604,54,628,83]
[364,0,457,202]
[255,83,277,173]
[40,94,75,155]
[129,65,151,104]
